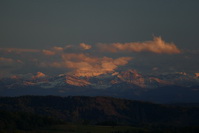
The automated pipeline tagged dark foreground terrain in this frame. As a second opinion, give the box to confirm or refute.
[0,96,199,132]
[2,124,199,133]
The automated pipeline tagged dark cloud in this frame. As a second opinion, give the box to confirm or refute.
[0,48,40,53]
[0,57,24,78]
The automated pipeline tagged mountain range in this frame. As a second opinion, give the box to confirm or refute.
[0,69,199,103]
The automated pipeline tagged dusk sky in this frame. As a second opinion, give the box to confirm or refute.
[0,0,199,78]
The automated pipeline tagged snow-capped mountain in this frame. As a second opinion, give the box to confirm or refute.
[1,69,199,89]
[0,70,199,103]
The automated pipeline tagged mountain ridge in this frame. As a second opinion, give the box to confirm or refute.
[0,95,199,126]
[0,69,199,103]
[1,69,199,89]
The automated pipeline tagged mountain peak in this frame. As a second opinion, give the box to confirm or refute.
[66,75,91,87]
[118,69,142,80]
[195,73,199,78]
[117,69,145,87]
[119,69,141,78]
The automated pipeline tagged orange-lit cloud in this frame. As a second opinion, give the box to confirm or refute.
[0,36,184,78]
[10,75,20,79]
[0,57,23,65]
[0,57,24,66]
[49,53,132,77]
[0,57,14,62]
[0,57,24,78]
[0,48,40,53]
[79,43,92,50]
[32,72,46,79]
[98,36,181,54]
[42,46,65,56]
[152,67,159,71]
[52,46,64,52]
[42,50,55,55]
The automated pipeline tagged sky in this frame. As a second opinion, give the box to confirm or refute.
[0,0,199,78]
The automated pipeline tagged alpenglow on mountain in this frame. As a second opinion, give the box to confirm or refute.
[0,70,199,103]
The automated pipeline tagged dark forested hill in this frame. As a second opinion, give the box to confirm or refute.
[0,110,63,130]
[0,96,199,126]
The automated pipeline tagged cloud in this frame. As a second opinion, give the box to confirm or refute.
[79,43,92,50]
[113,57,133,65]
[152,67,159,71]
[0,57,14,63]
[52,46,64,52]
[42,50,56,55]
[0,36,185,78]
[98,36,181,54]
[0,57,24,78]
[49,53,132,77]
[42,46,65,56]
[0,57,23,65]
[0,48,40,53]
[9,73,35,80]
[61,53,98,63]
